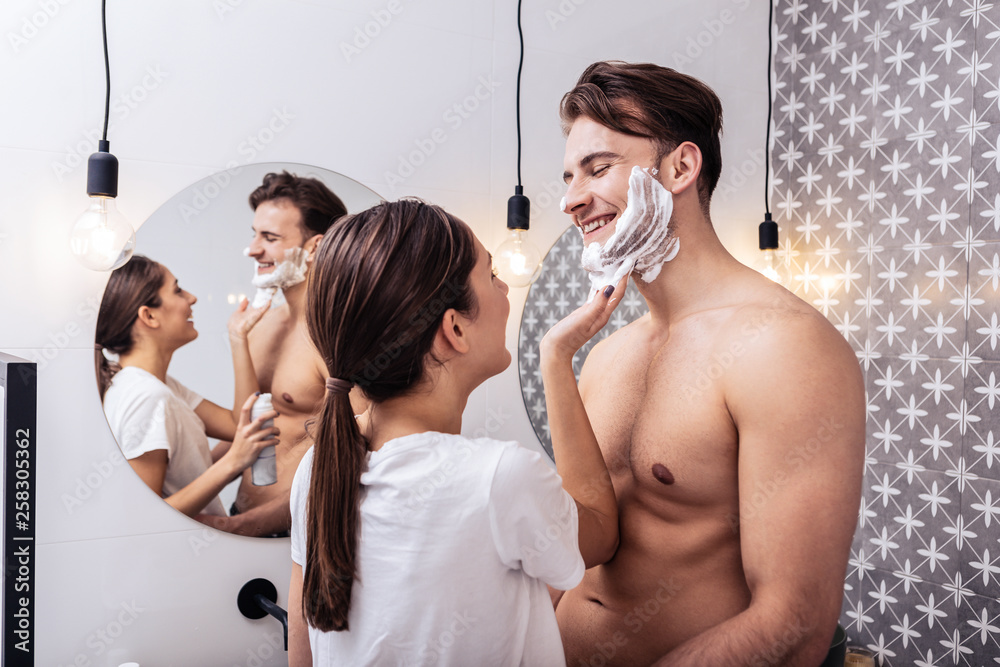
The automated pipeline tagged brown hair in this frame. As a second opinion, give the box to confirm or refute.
[94,255,166,399]
[249,171,349,237]
[560,61,724,213]
[303,199,478,632]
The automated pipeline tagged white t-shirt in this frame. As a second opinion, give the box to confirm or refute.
[290,432,584,666]
[103,366,226,516]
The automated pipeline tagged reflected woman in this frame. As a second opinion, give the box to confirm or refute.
[95,255,279,518]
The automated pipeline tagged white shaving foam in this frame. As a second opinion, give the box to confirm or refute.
[560,196,568,213]
[580,166,679,301]
[244,246,309,307]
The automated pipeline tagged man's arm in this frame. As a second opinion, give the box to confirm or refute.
[196,492,291,537]
[228,297,269,422]
[656,312,865,666]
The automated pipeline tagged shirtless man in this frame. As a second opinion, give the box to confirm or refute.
[545,62,866,666]
[221,171,347,536]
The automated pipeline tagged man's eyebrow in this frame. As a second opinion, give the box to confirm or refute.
[562,151,621,180]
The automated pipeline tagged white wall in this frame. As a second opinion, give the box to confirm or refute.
[0,0,768,664]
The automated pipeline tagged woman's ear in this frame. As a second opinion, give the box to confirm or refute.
[435,309,470,356]
[135,305,160,331]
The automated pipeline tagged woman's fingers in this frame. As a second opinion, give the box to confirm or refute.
[238,393,259,426]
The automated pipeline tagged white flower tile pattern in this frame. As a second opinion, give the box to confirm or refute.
[774,0,1000,663]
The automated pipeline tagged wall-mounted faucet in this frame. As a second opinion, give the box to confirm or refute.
[237,578,288,651]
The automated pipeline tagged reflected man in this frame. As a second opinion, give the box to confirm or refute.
[221,171,347,536]
[550,62,866,666]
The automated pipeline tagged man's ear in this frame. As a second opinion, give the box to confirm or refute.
[135,305,159,331]
[304,233,323,261]
[660,141,703,195]
[434,308,471,356]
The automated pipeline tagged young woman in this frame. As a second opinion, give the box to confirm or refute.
[288,200,623,665]
[96,255,279,518]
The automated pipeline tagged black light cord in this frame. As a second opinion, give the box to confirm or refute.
[101,0,111,143]
[764,0,773,217]
[515,0,524,187]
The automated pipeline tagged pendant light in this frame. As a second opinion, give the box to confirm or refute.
[68,0,135,272]
[494,0,542,288]
[754,0,788,286]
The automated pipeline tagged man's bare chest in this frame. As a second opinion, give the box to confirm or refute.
[583,333,740,503]
[250,328,324,415]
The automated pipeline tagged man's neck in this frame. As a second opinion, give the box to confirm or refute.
[634,209,745,326]
[280,278,308,320]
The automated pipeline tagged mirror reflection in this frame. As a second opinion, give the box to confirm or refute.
[94,164,383,536]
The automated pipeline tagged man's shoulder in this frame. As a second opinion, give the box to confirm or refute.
[722,283,860,395]
[727,284,848,353]
[581,313,649,372]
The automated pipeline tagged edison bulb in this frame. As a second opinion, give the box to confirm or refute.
[754,248,788,286]
[494,229,542,288]
[69,196,135,271]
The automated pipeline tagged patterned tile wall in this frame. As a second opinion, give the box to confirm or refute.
[773,1,1000,664]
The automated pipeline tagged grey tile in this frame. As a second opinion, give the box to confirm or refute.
[856,569,962,665]
[903,356,967,473]
[866,357,913,464]
[957,591,1000,664]
[964,362,1000,482]
[824,250,874,350]
[970,125,1000,244]
[959,476,1000,598]
[974,14,1000,126]
[872,136,973,250]
[869,245,969,357]
[872,12,977,144]
[965,365,1000,481]
[888,468,963,587]
[967,244,1000,362]
[862,461,904,536]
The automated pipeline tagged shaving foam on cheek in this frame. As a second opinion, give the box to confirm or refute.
[580,166,679,301]
[245,246,309,306]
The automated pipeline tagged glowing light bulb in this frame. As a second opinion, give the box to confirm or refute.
[69,142,135,271]
[495,228,542,288]
[69,195,135,271]
[754,247,789,286]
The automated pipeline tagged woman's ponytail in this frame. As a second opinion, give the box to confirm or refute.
[303,386,366,631]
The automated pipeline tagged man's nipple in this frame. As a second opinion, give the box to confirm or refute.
[652,463,675,485]
[282,392,294,404]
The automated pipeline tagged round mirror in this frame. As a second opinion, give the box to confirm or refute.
[97,163,382,525]
[517,226,650,459]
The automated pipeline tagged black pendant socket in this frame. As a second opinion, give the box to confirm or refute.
[507,185,530,230]
[758,212,778,250]
[86,139,119,198]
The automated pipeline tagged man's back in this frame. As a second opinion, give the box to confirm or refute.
[558,266,862,665]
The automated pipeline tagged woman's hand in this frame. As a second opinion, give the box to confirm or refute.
[540,274,628,365]
[228,296,271,343]
[222,393,280,474]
